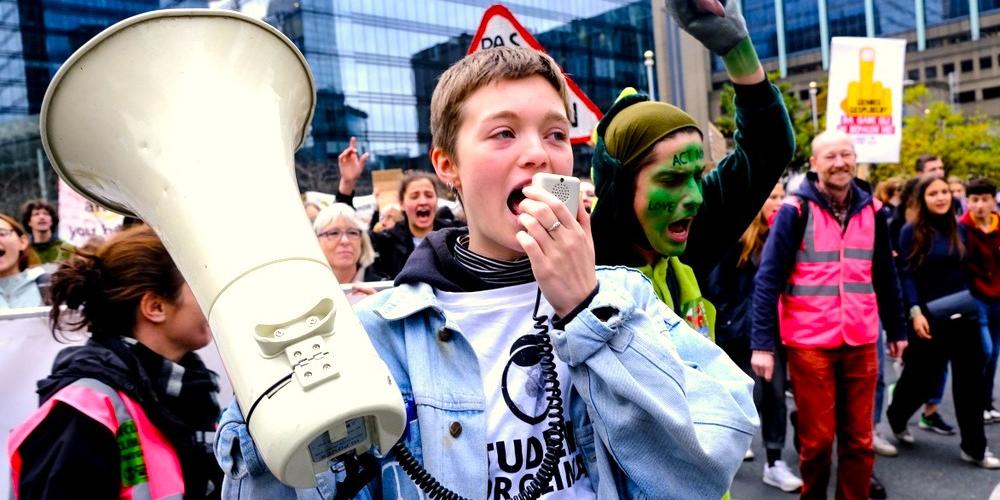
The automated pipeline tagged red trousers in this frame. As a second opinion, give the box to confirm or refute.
[787,343,877,500]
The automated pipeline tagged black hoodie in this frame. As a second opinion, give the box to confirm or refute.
[16,338,222,500]
[394,226,492,292]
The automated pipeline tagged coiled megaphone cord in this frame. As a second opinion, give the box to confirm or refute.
[393,287,566,500]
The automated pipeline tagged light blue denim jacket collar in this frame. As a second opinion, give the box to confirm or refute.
[215,267,759,499]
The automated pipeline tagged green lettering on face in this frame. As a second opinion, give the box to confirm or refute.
[635,142,706,258]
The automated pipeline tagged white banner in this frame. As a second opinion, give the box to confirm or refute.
[826,37,906,163]
[57,179,124,247]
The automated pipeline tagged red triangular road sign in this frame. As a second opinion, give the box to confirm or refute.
[468,4,603,145]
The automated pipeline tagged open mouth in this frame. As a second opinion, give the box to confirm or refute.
[414,207,433,220]
[0,248,6,257]
[506,181,533,216]
[667,217,693,243]
[507,190,526,216]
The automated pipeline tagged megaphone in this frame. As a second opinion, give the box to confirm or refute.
[39,9,405,488]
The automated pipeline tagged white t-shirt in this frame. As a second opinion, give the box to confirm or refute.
[436,283,595,499]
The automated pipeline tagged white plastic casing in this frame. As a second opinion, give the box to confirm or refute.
[532,172,580,215]
[39,9,404,488]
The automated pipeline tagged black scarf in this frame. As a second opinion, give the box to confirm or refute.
[38,337,222,499]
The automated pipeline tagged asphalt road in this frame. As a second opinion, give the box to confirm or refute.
[731,360,1000,500]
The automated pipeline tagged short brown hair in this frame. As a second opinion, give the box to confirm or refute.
[914,154,941,174]
[430,46,570,159]
[49,225,184,340]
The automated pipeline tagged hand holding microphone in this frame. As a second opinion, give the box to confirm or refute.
[515,173,597,319]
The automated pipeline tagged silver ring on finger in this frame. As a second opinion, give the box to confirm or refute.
[547,221,562,232]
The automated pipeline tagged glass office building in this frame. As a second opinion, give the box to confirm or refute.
[737,0,1000,69]
[0,0,165,119]
[0,0,654,211]
[264,0,655,177]
[0,0,172,215]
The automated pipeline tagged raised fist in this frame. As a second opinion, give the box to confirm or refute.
[666,0,749,56]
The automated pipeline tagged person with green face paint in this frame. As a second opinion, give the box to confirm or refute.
[590,0,795,343]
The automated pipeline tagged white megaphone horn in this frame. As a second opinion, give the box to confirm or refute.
[40,9,405,488]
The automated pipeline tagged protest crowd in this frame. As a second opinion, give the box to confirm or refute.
[3,1,1000,500]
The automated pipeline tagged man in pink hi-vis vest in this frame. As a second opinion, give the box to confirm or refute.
[750,131,908,500]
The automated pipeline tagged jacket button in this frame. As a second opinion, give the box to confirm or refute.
[449,421,462,438]
[437,327,453,342]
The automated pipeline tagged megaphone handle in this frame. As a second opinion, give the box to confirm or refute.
[332,452,379,500]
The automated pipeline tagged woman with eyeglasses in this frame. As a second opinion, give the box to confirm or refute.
[314,203,387,302]
[0,212,47,309]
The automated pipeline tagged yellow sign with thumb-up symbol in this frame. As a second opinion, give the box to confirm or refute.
[841,47,893,117]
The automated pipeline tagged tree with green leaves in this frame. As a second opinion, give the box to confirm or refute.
[715,73,823,170]
[869,84,1000,184]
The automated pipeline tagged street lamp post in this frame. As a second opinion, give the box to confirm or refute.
[809,81,819,131]
[644,50,656,100]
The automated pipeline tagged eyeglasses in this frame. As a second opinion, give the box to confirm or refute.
[0,228,17,238]
[318,228,362,241]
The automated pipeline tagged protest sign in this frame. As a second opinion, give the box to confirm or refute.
[826,37,906,163]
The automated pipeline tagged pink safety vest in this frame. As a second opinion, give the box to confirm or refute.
[8,378,185,500]
[778,196,881,349]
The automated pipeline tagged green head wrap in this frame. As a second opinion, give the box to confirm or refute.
[590,88,702,266]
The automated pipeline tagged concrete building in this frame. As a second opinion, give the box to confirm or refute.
[694,0,1000,123]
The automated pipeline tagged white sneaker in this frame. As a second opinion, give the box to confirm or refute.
[961,448,1000,469]
[987,410,996,424]
[894,428,915,444]
[989,408,1000,420]
[763,460,804,492]
[744,448,755,461]
[873,431,898,457]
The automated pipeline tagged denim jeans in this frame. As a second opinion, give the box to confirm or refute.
[979,298,1000,408]
[787,343,877,500]
[928,364,949,406]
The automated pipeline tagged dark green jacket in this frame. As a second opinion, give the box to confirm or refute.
[682,80,796,283]
[32,238,76,265]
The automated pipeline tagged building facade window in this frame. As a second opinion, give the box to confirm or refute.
[961,59,974,73]
[873,0,917,35]
[742,0,779,61]
[981,56,993,70]
[983,85,1000,99]
[925,65,938,79]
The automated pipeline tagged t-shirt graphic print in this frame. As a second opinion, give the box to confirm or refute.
[436,282,595,500]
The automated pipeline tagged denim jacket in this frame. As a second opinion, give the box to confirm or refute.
[214,266,758,499]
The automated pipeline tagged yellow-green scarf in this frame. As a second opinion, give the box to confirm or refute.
[638,256,717,342]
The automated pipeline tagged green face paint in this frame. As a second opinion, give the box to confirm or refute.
[722,37,762,79]
[634,142,705,258]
